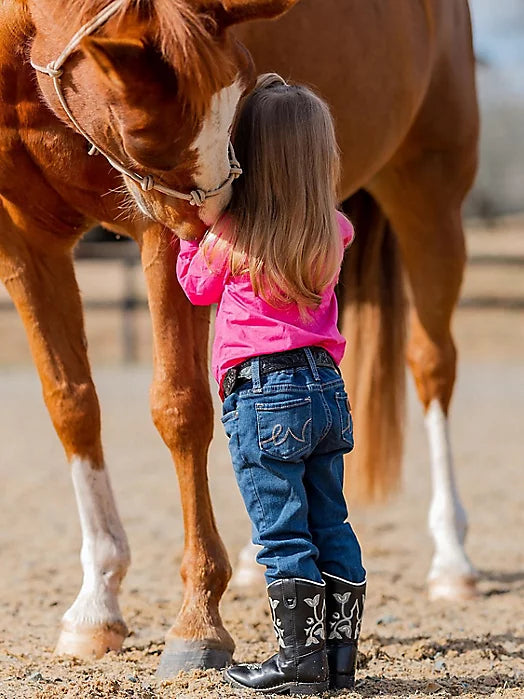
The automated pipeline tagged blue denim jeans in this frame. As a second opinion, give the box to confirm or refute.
[221,348,366,585]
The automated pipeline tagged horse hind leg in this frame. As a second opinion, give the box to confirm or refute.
[423,389,475,600]
[407,285,477,600]
[0,205,130,656]
[370,156,478,601]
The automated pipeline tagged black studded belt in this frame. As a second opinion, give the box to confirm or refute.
[222,346,338,399]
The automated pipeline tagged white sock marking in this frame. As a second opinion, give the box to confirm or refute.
[425,400,475,582]
[63,457,130,629]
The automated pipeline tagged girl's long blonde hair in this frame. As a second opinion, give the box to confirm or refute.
[204,73,342,315]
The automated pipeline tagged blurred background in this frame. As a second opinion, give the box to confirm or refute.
[468,0,524,218]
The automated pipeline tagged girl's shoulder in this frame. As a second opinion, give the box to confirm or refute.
[335,210,355,248]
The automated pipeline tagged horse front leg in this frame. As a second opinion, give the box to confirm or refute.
[141,228,233,676]
[0,211,130,657]
[56,459,130,656]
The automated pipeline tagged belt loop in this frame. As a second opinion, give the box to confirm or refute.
[304,347,321,382]
[251,356,263,393]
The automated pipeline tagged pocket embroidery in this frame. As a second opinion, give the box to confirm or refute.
[260,417,312,448]
[255,396,312,460]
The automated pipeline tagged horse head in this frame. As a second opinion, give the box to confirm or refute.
[29,0,299,236]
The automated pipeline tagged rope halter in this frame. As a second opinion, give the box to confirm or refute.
[31,0,242,208]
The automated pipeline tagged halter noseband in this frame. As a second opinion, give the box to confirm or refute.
[31,0,242,208]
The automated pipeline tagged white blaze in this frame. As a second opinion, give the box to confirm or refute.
[193,80,244,226]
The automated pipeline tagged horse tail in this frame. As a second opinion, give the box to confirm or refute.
[338,190,407,503]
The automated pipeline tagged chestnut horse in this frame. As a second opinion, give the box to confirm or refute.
[0,0,478,677]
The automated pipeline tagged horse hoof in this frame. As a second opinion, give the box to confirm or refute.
[156,639,233,679]
[428,575,479,601]
[54,621,128,659]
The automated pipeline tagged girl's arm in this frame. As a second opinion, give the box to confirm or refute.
[176,237,229,306]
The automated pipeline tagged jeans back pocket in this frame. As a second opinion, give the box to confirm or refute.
[255,396,312,461]
[335,391,354,451]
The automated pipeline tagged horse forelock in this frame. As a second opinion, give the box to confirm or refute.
[153,0,237,115]
[58,0,236,117]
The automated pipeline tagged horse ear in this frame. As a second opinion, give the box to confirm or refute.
[212,0,300,27]
[81,37,145,92]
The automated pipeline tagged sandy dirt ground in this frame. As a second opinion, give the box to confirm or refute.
[0,222,523,698]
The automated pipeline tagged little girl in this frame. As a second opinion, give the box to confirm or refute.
[176,74,366,695]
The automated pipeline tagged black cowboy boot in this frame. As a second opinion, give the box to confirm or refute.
[323,572,366,689]
[224,578,328,695]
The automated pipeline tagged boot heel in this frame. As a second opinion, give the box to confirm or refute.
[292,681,329,695]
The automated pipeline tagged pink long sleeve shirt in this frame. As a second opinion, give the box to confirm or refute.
[176,211,354,398]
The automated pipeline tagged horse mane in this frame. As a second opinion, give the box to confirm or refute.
[59,0,234,114]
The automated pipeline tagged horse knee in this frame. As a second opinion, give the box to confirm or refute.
[43,380,102,462]
[150,383,213,454]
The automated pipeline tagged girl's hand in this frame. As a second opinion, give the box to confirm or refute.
[175,219,207,242]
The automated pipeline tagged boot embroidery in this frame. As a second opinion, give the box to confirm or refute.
[269,598,287,648]
[328,593,364,641]
[353,595,364,639]
[304,594,326,646]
